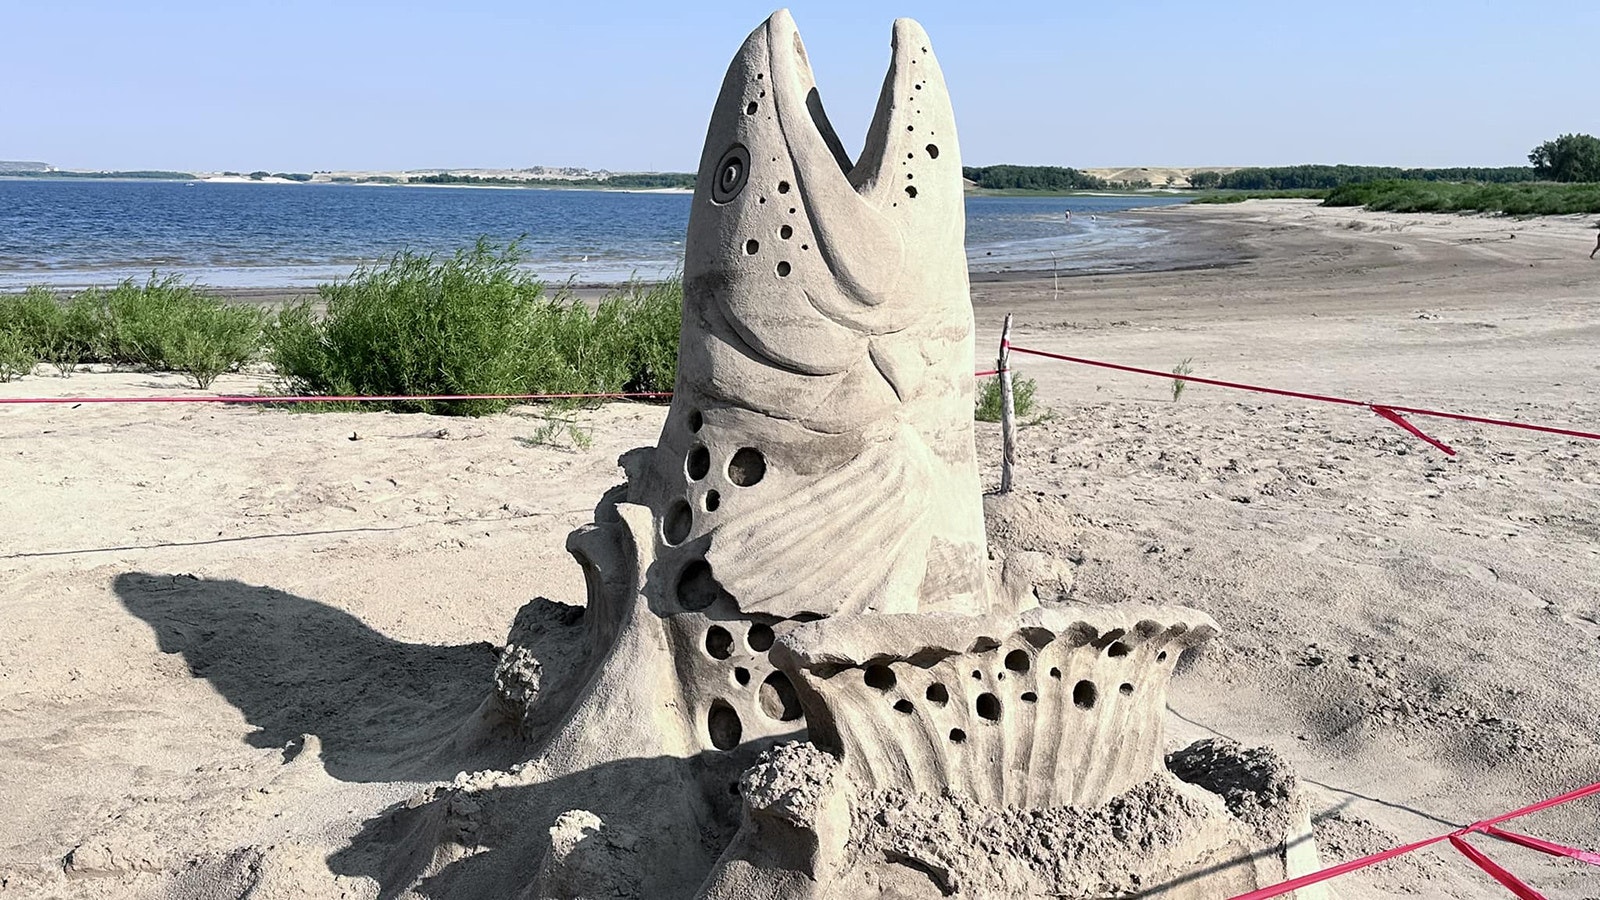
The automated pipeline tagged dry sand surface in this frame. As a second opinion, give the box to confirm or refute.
[2,200,1598,898]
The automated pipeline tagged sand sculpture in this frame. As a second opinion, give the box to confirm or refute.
[378,11,1326,899]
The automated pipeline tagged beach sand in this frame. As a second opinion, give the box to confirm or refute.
[2,200,1598,898]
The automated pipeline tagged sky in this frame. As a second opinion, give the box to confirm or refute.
[2,0,1596,173]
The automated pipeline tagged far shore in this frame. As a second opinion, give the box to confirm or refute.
[7,201,1598,304]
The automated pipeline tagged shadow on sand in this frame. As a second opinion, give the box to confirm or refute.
[114,571,505,783]
[112,571,757,897]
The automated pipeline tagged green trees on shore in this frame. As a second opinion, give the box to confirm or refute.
[1213,165,1537,190]
[962,166,1107,191]
[1529,134,1600,183]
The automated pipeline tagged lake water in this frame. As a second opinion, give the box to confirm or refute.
[0,180,1195,289]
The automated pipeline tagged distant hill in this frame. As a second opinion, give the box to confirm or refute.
[0,161,52,174]
[1082,166,1243,188]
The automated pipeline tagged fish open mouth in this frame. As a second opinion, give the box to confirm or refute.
[765,10,941,196]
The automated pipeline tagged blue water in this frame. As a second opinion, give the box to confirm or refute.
[0,180,1194,289]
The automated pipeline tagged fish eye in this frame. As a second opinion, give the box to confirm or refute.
[711,144,750,204]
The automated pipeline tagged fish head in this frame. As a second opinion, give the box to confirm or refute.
[681,10,970,400]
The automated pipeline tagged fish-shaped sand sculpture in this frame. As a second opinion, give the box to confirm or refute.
[541,9,998,767]
[485,13,1321,899]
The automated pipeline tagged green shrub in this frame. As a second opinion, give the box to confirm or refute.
[1323,180,1600,215]
[272,240,553,415]
[78,274,264,384]
[270,241,682,416]
[0,286,102,376]
[158,303,266,389]
[975,373,1044,423]
[0,330,38,382]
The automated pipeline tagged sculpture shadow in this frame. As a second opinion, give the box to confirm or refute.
[326,746,763,900]
[114,571,518,783]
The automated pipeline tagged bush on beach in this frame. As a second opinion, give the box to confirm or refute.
[2,242,681,409]
[0,276,267,387]
[1322,180,1600,216]
[268,240,682,416]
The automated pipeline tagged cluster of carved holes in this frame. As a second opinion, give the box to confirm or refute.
[861,639,1152,746]
[704,622,804,750]
[705,622,775,658]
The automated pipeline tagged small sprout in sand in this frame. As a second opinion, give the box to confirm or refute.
[518,407,595,451]
[1170,358,1194,402]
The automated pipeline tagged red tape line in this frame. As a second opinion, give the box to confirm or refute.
[1228,781,1600,900]
[1450,836,1547,900]
[0,391,674,405]
[1008,345,1600,449]
[1373,405,1456,456]
[1485,826,1600,867]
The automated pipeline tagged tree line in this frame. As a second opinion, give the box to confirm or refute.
[969,133,1600,193]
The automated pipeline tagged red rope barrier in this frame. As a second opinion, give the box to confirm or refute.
[1008,345,1600,450]
[0,391,674,405]
[1228,780,1600,900]
[3,350,1597,456]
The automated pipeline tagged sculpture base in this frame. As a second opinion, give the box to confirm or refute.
[699,739,1325,900]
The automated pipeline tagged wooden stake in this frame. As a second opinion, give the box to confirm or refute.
[999,313,1016,494]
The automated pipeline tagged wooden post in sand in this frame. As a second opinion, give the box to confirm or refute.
[999,313,1017,493]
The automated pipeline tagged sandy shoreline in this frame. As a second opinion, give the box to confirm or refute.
[3,200,1599,898]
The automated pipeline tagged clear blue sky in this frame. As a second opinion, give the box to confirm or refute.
[2,0,1595,173]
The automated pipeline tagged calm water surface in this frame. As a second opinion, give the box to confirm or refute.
[0,180,1194,289]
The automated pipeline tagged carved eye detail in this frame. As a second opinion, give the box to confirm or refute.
[712,144,750,204]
